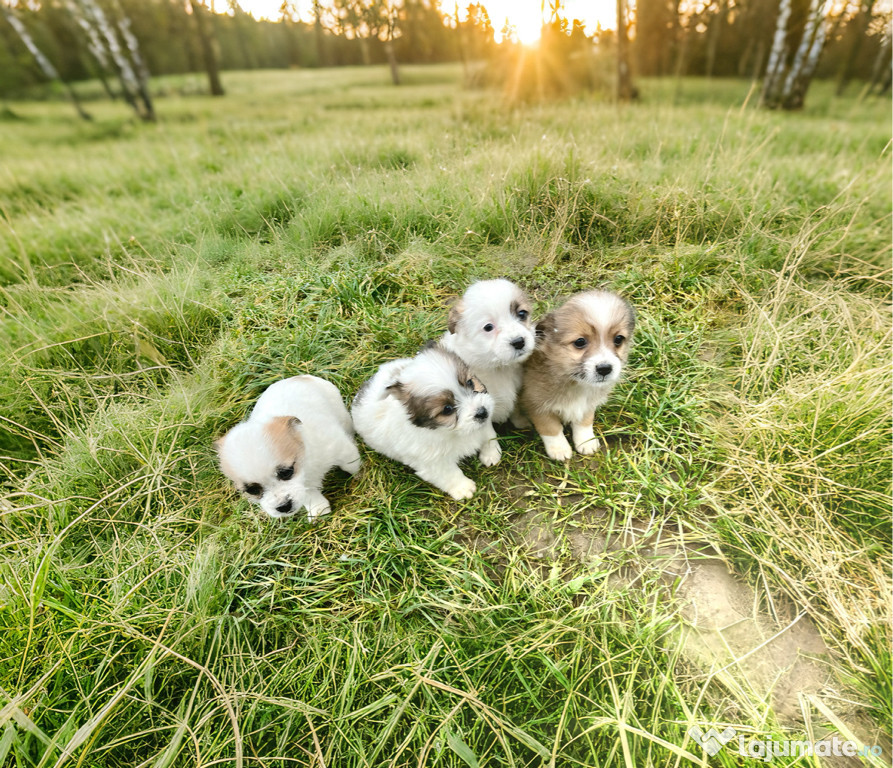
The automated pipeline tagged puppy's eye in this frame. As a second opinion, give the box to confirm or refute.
[613,334,626,347]
[442,404,456,416]
[572,337,588,349]
[244,483,263,497]
[276,466,294,481]
[466,379,475,389]
[517,309,529,321]
[483,323,495,332]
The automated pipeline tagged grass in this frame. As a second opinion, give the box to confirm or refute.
[0,65,890,766]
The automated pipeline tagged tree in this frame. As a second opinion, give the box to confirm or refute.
[72,0,155,120]
[188,0,225,94]
[762,0,831,109]
[616,0,635,100]
[1,1,91,119]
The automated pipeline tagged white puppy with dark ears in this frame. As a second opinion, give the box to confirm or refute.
[518,290,635,461]
[215,375,361,521]
[440,279,536,427]
[351,345,499,500]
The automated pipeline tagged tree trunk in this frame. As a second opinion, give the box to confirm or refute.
[188,0,225,95]
[77,0,153,120]
[1,4,92,120]
[761,0,793,107]
[111,0,155,118]
[385,39,400,84]
[616,0,635,101]
[780,0,828,109]
[705,0,729,78]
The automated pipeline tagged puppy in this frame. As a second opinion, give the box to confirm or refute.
[519,290,635,461]
[216,375,361,521]
[352,345,498,500]
[440,279,535,430]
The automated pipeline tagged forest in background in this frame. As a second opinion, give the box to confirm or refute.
[1,0,890,103]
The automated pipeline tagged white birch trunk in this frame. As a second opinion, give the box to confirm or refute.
[77,0,142,111]
[65,0,111,71]
[2,3,92,119]
[110,0,155,118]
[781,0,825,96]
[762,0,793,106]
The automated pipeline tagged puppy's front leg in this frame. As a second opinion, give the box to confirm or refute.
[416,462,477,500]
[509,405,531,429]
[530,411,572,461]
[304,490,332,522]
[337,440,363,475]
[477,421,501,467]
[571,411,599,455]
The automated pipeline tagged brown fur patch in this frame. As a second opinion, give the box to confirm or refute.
[263,416,305,466]
[388,383,459,430]
[447,299,465,334]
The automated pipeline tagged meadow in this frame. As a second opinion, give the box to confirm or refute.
[0,65,890,766]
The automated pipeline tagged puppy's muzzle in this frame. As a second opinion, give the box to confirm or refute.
[474,407,489,422]
[275,499,293,515]
[510,336,526,351]
[595,363,613,377]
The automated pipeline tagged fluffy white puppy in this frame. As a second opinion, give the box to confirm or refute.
[352,346,499,500]
[216,375,361,521]
[440,279,535,426]
[518,290,635,461]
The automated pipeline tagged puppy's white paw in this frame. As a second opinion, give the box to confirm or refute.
[572,425,599,455]
[479,440,501,467]
[575,438,600,455]
[341,457,362,475]
[306,500,331,523]
[446,476,477,500]
[542,433,573,462]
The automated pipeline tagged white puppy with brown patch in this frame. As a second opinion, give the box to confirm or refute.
[352,346,498,500]
[216,375,361,521]
[518,290,635,461]
[440,279,536,432]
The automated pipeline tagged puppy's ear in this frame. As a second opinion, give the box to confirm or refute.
[535,312,557,340]
[386,381,407,401]
[623,300,636,334]
[447,299,465,334]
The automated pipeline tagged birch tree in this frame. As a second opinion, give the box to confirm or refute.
[761,0,831,109]
[73,0,155,120]
[1,1,92,120]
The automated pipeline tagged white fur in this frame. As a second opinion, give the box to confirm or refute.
[440,279,535,423]
[217,376,361,522]
[351,349,498,500]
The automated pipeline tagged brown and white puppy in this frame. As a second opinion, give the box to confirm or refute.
[351,345,498,500]
[216,376,361,521]
[518,290,635,461]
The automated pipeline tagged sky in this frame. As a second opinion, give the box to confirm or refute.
[233,1,618,39]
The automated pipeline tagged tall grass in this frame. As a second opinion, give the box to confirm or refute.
[0,66,889,766]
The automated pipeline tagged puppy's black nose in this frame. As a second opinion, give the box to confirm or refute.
[510,336,526,351]
[276,499,293,515]
[474,407,489,422]
[595,363,613,377]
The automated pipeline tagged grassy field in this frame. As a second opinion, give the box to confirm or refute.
[0,65,890,766]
